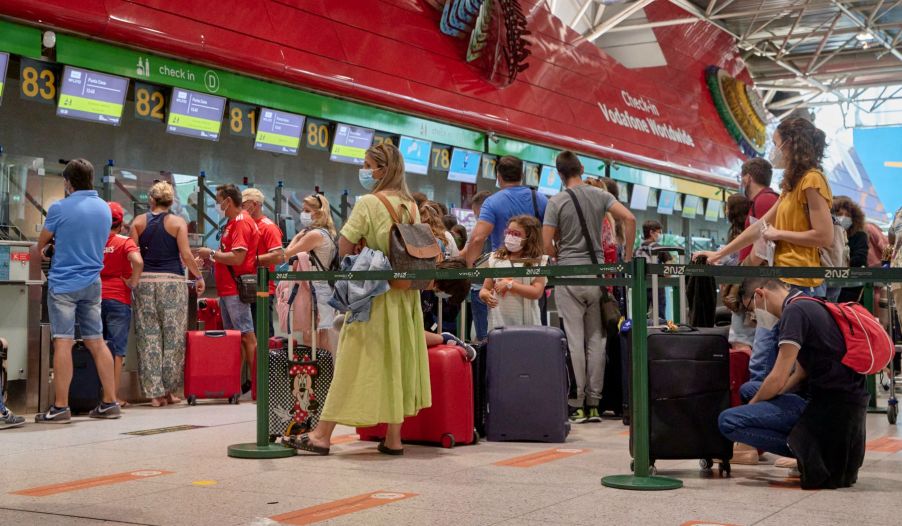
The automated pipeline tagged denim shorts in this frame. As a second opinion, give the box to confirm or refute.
[48,280,104,340]
[101,299,132,357]
[220,294,255,334]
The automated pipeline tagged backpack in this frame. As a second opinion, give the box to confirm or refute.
[790,296,893,375]
[375,193,441,290]
[306,227,340,286]
[820,216,850,268]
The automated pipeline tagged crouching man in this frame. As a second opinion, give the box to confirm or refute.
[718,277,870,489]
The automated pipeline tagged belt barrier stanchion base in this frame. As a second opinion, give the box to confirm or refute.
[228,267,297,459]
[602,257,682,491]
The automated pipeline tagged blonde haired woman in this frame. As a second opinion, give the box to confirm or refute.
[130,181,205,407]
[259,193,338,342]
[296,143,430,455]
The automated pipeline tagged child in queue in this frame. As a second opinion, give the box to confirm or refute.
[480,215,549,330]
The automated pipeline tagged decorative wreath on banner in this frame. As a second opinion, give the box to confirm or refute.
[431,0,531,88]
[706,66,769,157]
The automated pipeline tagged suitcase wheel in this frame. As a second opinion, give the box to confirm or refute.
[228,394,240,405]
[718,461,731,477]
[441,433,456,449]
[629,461,656,475]
[888,400,898,425]
[472,429,480,445]
[187,395,197,406]
[699,458,714,471]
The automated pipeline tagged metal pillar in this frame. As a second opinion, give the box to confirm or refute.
[102,160,114,202]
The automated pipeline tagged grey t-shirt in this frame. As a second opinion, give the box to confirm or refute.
[543,184,616,264]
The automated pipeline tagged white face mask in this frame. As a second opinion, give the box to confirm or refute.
[504,234,524,253]
[837,216,852,230]
[754,294,780,331]
[299,212,313,228]
[770,144,787,170]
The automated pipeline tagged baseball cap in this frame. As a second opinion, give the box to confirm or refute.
[108,201,125,225]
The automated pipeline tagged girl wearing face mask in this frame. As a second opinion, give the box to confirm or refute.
[825,196,868,302]
[479,215,549,330]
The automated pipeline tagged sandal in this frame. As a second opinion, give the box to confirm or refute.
[286,433,330,456]
[377,442,404,456]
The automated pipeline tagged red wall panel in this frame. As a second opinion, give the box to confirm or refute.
[0,0,751,186]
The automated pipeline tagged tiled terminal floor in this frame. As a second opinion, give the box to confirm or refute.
[1,396,899,526]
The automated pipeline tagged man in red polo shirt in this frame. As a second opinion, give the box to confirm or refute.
[197,184,260,392]
[101,202,143,406]
[739,158,779,263]
[241,187,284,337]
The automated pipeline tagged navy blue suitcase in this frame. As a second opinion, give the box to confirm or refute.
[486,326,570,442]
[69,342,102,414]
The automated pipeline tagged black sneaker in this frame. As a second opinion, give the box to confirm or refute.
[1,410,25,429]
[89,402,121,419]
[241,380,252,395]
[35,405,72,424]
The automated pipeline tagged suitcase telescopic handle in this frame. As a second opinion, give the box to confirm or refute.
[204,330,227,337]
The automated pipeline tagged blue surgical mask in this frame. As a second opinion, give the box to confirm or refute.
[359,169,377,191]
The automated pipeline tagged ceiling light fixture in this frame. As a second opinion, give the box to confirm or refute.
[856,30,874,41]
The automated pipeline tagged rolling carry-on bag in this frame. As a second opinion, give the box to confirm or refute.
[485,326,570,443]
[472,341,488,438]
[276,271,335,446]
[730,348,751,407]
[628,326,733,474]
[358,343,476,448]
[184,330,242,405]
[69,341,102,414]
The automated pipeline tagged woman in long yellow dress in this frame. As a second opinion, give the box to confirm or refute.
[297,143,431,455]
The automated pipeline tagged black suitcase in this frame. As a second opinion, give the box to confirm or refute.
[471,341,488,438]
[598,325,623,417]
[627,326,733,474]
[69,342,102,414]
[486,326,570,443]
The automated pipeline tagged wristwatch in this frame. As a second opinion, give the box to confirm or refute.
[506,280,513,291]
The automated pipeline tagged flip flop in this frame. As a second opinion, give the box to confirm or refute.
[377,442,404,456]
[286,433,330,456]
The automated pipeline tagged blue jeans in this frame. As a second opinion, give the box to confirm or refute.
[48,280,104,340]
[0,369,6,414]
[719,388,809,458]
[470,289,488,342]
[101,299,132,358]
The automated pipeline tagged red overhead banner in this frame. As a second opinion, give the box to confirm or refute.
[0,0,749,185]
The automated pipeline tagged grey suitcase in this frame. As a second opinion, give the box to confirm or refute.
[485,326,570,442]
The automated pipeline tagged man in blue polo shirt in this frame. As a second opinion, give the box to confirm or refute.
[35,159,121,423]
[461,155,548,264]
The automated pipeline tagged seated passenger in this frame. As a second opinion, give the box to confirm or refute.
[480,215,548,331]
[718,278,869,489]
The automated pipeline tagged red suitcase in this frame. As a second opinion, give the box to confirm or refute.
[184,330,242,405]
[197,298,223,331]
[730,348,751,407]
[358,344,476,448]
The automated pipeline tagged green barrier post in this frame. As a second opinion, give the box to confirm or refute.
[228,267,297,459]
[602,257,682,491]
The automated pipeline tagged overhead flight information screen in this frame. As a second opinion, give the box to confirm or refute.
[56,66,129,125]
[166,87,226,141]
[330,124,375,165]
[254,108,305,155]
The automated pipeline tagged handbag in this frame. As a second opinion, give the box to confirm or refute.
[564,188,621,328]
[227,266,257,304]
[375,193,441,290]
